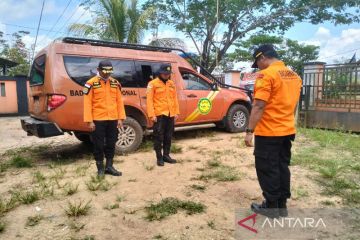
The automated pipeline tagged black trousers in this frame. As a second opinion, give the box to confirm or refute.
[254,134,295,202]
[91,120,118,163]
[153,115,175,156]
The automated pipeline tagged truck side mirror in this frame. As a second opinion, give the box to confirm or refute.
[211,83,218,91]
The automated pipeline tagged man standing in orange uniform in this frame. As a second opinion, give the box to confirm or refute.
[147,64,180,166]
[83,60,126,176]
[244,45,302,218]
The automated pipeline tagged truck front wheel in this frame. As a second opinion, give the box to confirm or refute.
[224,104,249,133]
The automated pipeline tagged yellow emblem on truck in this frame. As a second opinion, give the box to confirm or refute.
[198,98,212,115]
[184,90,219,122]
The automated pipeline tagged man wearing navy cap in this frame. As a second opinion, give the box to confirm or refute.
[245,44,302,218]
[146,64,180,166]
[83,60,126,176]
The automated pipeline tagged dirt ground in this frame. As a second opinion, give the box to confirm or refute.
[0,117,341,240]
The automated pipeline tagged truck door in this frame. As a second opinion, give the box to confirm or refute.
[180,70,224,123]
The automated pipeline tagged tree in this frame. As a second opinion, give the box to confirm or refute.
[227,34,320,75]
[69,0,154,43]
[1,31,31,76]
[143,0,359,73]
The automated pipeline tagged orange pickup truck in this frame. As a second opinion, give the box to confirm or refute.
[21,38,252,152]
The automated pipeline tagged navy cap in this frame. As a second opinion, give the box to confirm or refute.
[158,64,172,74]
[98,60,113,73]
[251,44,278,68]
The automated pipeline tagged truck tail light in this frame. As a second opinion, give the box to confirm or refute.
[47,94,66,111]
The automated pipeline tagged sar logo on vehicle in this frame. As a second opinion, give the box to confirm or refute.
[197,98,212,115]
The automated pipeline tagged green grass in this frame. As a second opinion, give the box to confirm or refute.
[63,183,79,196]
[0,220,5,233]
[189,184,206,192]
[294,128,360,206]
[198,159,240,182]
[138,140,153,152]
[75,164,91,177]
[104,203,120,210]
[9,155,33,168]
[145,197,206,221]
[18,190,40,205]
[33,171,46,183]
[170,144,183,154]
[65,200,91,218]
[116,195,126,202]
[207,220,216,229]
[291,187,309,200]
[26,214,44,227]
[207,158,221,168]
[86,176,112,192]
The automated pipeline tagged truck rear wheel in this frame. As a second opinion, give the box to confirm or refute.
[224,104,249,133]
[116,117,143,154]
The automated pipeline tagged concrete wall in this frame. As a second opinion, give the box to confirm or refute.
[305,110,360,132]
[0,80,18,114]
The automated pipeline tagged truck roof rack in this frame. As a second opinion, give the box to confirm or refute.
[62,37,252,98]
[63,37,176,53]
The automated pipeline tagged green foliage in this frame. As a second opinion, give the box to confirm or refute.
[228,34,319,74]
[145,197,206,221]
[0,31,30,76]
[70,0,154,43]
[144,0,358,73]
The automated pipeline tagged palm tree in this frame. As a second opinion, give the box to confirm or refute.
[68,0,153,43]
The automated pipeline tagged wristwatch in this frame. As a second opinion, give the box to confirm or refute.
[245,128,254,134]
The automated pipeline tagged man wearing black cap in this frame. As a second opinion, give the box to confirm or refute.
[146,64,180,166]
[244,44,302,218]
[83,60,126,176]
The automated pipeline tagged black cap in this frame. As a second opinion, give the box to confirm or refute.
[98,60,113,73]
[251,44,278,68]
[158,64,172,74]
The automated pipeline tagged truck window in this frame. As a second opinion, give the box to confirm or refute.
[135,61,168,87]
[181,72,211,90]
[30,55,46,86]
[63,56,137,87]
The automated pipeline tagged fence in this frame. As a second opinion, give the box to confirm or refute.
[299,62,360,132]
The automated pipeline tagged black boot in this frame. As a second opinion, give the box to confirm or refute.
[96,161,105,177]
[105,159,122,176]
[163,155,176,164]
[156,151,164,166]
[279,199,288,217]
[251,200,280,218]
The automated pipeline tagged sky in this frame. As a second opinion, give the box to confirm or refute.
[0,0,359,67]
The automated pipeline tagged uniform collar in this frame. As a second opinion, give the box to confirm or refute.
[269,60,285,67]
[155,77,171,84]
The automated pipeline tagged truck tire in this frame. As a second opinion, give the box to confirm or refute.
[224,104,249,133]
[74,132,92,145]
[116,117,143,154]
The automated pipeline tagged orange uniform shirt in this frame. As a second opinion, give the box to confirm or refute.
[83,76,126,122]
[146,78,180,118]
[254,61,302,136]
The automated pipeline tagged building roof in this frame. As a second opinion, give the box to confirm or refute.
[0,57,18,68]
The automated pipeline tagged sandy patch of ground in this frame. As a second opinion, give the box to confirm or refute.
[0,117,337,240]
